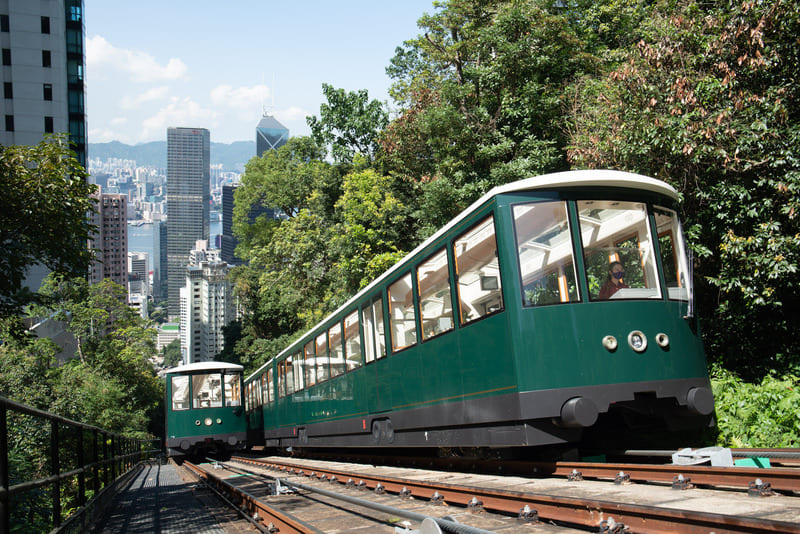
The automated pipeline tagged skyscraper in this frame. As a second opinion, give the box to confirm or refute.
[0,1,87,167]
[166,127,210,316]
[255,113,288,157]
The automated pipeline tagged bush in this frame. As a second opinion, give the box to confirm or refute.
[710,367,800,448]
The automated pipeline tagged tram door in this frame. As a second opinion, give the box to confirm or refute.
[362,295,391,413]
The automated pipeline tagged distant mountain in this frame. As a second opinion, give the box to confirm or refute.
[88,140,258,172]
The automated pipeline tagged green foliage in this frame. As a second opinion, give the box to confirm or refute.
[161,338,182,368]
[0,135,97,316]
[307,83,389,164]
[711,367,800,448]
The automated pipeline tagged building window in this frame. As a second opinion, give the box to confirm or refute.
[42,50,51,68]
[3,82,11,99]
[44,116,54,133]
[2,49,10,66]
[1,15,9,32]
[5,115,13,132]
[41,16,50,34]
[43,83,52,101]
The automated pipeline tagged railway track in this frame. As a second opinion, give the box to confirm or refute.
[225,455,800,534]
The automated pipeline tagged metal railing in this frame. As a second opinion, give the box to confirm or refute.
[0,396,160,534]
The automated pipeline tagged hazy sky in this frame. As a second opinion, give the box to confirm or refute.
[84,1,435,145]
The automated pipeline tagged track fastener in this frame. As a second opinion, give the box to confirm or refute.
[431,491,445,505]
[568,469,584,481]
[672,474,693,490]
[614,471,631,485]
[518,504,538,522]
[375,483,385,494]
[748,479,773,497]
[600,516,628,533]
[400,486,412,499]
[467,496,484,513]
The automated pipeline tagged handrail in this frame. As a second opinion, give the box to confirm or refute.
[0,396,160,534]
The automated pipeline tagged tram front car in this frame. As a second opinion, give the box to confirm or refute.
[504,170,714,446]
[165,362,246,459]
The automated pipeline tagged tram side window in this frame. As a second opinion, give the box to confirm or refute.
[655,206,692,301]
[316,332,330,383]
[261,372,270,405]
[225,373,242,407]
[513,202,579,307]
[344,310,363,371]
[285,356,296,395]
[417,248,454,340]
[192,373,222,408]
[267,368,274,405]
[578,200,661,300]
[329,322,345,378]
[278,361,286,398]
[363,296,386,363]
[454,215,505,322]
[171,375,190,411]
[304,340,316,388]
[292,352,304,392]
[388,273,417,351]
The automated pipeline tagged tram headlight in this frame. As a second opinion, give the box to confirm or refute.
[195,420,201,426]
[204,418,213,426]
[216,418,222,424]
[628,331,648,352]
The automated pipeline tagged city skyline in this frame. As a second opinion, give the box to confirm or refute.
[84,0,436,145]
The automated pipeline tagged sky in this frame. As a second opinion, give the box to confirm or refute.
[84,1,437,145]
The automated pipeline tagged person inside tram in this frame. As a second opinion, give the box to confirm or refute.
[598,260,629,299]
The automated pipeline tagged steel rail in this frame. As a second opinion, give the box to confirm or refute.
[184,461,323,534]
[523,461,800,492]
[235,456,800,534]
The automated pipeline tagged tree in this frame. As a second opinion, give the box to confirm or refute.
[566,0,800,378]
[382,0,594,230]
[0,136,96,316]
[307,83,389,164]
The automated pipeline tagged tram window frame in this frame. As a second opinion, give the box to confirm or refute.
[277,360,286,398]
[654,205,692,302]
[304,340,316,388]
[315,331,330,383]
[344,309,363,371]
[192,372,223,409]
[388,272,418,352]
[453,214,506,323]
[171,375,190,411]
[328,321,346,378]
[512,201,581,307]
[363,294,386,364]
[225,372,242,407]
[292,351,304,392]
[577,200,662,301]
[267,367,275,405]
[416,247,455,341]
[261,372,269,405]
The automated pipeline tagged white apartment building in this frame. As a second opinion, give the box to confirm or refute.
[179,240,235,364]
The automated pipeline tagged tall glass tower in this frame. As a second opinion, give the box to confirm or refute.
[166,127,210,316]
[256,113,288,156]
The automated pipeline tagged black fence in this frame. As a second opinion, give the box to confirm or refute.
[0,396,160,534]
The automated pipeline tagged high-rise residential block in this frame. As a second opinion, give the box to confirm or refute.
[166,127,209,316]
[0,0,87,167]
[179,240,235,364]
[89,190,128,288]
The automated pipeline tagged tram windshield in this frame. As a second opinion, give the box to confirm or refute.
[578,201,661,301]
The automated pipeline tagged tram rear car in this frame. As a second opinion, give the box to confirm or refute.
[165,362,246,458]
[244,170,714,450]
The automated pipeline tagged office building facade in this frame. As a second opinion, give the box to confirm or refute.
[255,113,288,157]
[0,0,87,167]
[166,127,209,316]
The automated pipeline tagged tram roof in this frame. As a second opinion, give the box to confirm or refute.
[166,361,244,374]
[247,170,678,380]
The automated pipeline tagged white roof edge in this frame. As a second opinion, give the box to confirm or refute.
[246,169,677,381]
[166,361,244,374]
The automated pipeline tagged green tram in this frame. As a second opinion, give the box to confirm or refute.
[165,362,246,458]
[244,170,714,451]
